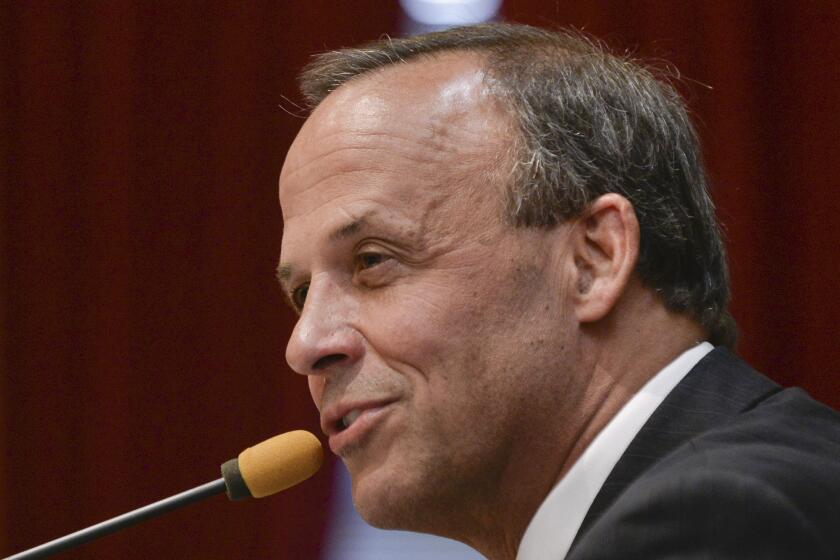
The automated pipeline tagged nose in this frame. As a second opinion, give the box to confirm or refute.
[285,276,363,377]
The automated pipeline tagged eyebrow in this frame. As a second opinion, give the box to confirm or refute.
[275,216,371,292]
[276,262,293,290]
[329,217,367,242]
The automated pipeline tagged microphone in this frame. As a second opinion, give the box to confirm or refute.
[4,430,323,560]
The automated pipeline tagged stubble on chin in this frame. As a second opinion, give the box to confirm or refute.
[347,434,501,543]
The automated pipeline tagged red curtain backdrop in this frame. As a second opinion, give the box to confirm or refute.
[2,2,838,558]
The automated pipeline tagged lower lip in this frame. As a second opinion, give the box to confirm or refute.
[329,404,394,455]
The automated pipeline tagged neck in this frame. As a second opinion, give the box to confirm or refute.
[464,287,706,560]
[559,285,706,481]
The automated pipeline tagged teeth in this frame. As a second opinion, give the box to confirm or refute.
[342,409,362,429]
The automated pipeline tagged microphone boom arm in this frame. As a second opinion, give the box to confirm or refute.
[3,430,323,559]
[4,479,226,560]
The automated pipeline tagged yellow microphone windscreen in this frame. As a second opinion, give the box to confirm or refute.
[235,430,323,498]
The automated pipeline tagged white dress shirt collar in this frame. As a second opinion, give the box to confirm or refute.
[516,342,714,560]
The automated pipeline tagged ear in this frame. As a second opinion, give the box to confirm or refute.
[570,193,640,324]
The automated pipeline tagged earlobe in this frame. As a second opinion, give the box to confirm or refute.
[572,194,640,324]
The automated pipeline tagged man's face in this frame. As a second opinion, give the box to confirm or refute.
[278,56,579,533]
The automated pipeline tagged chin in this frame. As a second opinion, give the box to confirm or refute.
[348,457,449,534]
[350,463,417,529]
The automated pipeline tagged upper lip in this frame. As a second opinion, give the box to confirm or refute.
[321,397,398,436]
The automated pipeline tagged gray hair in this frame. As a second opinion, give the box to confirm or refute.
[298,23,736,347]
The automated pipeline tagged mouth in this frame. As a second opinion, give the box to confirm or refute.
[322,399,397,455]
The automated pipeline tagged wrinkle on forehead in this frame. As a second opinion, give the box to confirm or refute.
[279,53,513,237]
[281,54,507,177]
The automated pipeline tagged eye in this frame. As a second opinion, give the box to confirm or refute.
[355,251,390,271]
[292,283,309,310]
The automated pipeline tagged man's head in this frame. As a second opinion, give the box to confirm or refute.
[298,23,734,347]
[278,23,728,556]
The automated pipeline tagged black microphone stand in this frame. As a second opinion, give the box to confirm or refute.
[4,479,226,559]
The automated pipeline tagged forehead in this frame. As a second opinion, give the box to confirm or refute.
[278,54,511,267]
[282,55,509,206]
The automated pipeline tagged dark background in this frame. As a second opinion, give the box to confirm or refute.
[2,2,839,558]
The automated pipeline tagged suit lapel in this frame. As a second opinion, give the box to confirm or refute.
[569,347,781,552]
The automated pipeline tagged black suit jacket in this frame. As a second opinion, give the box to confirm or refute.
[566,347,840,559]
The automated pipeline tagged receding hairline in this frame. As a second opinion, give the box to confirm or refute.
[305,48,506,113]
[285,50,519,228]
[298,27,593,110]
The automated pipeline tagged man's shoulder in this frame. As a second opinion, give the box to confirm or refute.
[668,358,840,490]
[569,354,840,559]
[684,383,840,466]
[654,346,840,469]
[652,385,840,527]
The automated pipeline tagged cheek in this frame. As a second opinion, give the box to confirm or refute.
[359,285,495,388]
[375,291,460,341]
